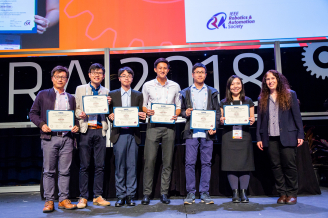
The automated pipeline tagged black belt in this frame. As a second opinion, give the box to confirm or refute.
[51,132,69,137]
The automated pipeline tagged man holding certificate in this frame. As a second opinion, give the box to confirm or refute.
[107,67,146,207]
[75,63,110,208]
[29,66,79,213]
[141,58,181,205]
[180,63,220,205]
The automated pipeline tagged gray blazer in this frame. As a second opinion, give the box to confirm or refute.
[108,88,144,144]
[75,83,109,137]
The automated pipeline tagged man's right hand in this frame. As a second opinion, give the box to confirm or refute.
[146,109,155,116]
[79,111,87,119]
[41,124,51,133]
[107,96,112,105]
[108,113,114,121]
[186,108,193,117]
[257,141,263,151]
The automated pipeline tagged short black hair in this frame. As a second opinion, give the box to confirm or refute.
[51,66,69,79]
[89,63,105,74]
[192,63,207,73]
[118,66,134,77]
[154,57,170,68]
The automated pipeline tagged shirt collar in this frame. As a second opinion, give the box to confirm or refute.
[89,82,101,92]
[269,95,277,104]
[191,83,206,91]
[121,87,131,97]
[154,77,169,86]
[53,87,66,95]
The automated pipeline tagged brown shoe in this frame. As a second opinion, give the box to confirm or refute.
[43,201,54,213]
[277,195,287,204]
[77,197,88,209]
[58,199,77,210]
[93,196,110,206]
[286,196,297,205]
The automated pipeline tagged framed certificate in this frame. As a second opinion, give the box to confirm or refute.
[113,107,139,127]
[47,110,74,131]
[190,110,216,130]
[82,95,109,115]
[223,104,250,125]
[0,0,38,33]
[150,103,176,124]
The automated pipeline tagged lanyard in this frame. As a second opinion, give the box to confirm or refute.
[154,80,169,104]
[55,92,68,110]
[191,85,207,110]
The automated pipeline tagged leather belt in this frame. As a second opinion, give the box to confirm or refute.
[51,132,64,137]
[88,125,102,129]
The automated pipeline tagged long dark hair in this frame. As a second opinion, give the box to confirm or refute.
[224,75,245,103]
[259,70,291,112]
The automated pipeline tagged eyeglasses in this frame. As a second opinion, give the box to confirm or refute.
[53,76,68,80]
[90,72,104,76]
[193,71,206,75]
[119,75,133,79]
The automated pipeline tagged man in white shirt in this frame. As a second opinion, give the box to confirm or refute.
[141,58,181,205]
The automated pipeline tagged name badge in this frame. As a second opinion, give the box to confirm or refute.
[232,125,242,139]
[88,115,98,127]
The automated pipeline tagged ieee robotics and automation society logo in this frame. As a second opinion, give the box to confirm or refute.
[207,11,255,30]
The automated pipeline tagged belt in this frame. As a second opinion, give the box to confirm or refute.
[51,132,64,137]
[88,125,103,129]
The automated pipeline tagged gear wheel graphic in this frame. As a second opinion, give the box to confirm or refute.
[302,42,328,79]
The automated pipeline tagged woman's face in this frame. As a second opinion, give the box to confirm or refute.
[265,72,278,91]
[230,78,242,96]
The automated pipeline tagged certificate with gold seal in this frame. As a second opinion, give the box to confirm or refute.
[223,104,250,125]
[47,110,74,131]
[190,110,216,130]
[113,107,139,127]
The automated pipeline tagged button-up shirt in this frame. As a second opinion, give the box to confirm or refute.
[89,83,102,126]
[268,95,280,136]
[54,88,69,110]
[142,78,181,109]
[121,88,131,107]
[191,83,207,138]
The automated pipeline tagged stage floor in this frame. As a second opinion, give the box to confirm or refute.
[1,188,328,218]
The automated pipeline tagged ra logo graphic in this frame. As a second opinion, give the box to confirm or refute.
[207,12,227,30]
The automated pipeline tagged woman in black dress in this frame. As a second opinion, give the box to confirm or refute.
[220,75,255,203]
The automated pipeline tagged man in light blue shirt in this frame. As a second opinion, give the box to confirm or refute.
[180,63,220,205]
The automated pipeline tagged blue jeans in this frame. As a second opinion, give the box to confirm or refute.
[79,129,106,199]
[185,138,213,194]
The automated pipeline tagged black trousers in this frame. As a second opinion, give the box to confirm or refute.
[266,136,298,197]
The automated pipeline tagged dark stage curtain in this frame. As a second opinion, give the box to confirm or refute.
[40,140,321,200]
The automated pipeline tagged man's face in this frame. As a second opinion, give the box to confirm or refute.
[192,67,207,84]
[118,70,133,87]
[51,71,68,90]
[89,68,105,85]
[154,62,169,79]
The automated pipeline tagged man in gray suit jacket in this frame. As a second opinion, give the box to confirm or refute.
[108,67,146,207]
[75,63,110,208]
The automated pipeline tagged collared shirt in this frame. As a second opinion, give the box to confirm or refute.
[268,95,280,136]
[191,83,207,138]
[54,88,70,110]
[121,87,131,107]
[54,88,69,134]
[142,78,181,109]
[89,83,102,126]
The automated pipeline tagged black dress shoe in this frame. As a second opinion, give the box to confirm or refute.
[126,196,136,206]
[160,194,170,204]
[141,195,150,205]
[232,189,240,203]
[115,198,125,207]
[240,189,249,203]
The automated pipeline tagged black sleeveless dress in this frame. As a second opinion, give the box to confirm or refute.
[220,97,255,171]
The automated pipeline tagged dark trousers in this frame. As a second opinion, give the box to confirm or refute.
[143,124,175,195]
[185,138,213,194]
[79,129,106,199]
[113,129,138,199]
[42,136,73,202]
[266,136,298,197]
